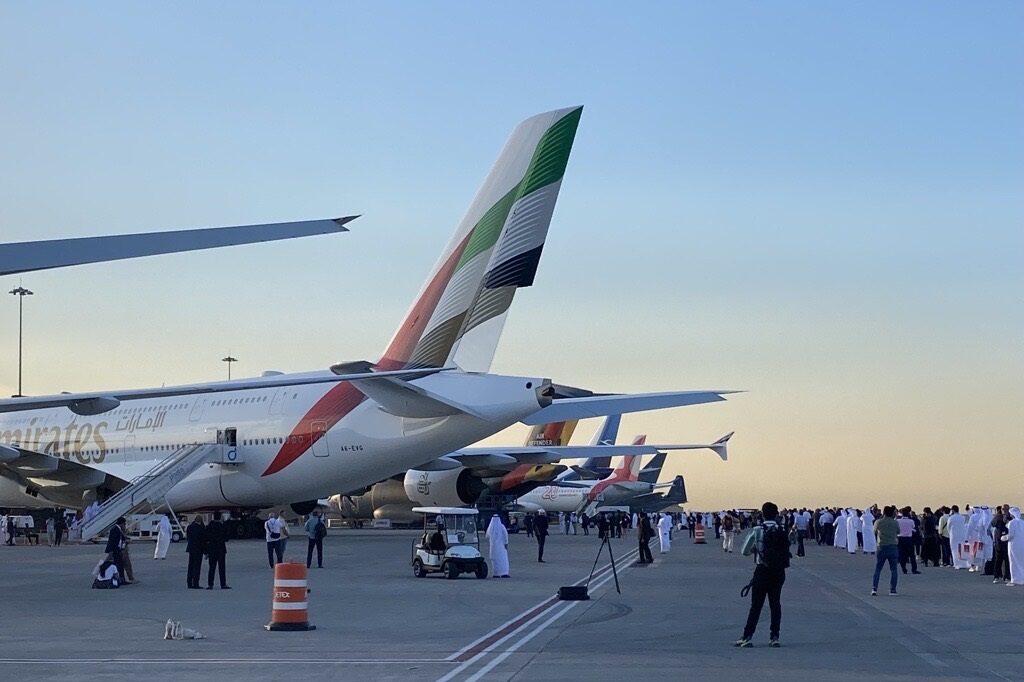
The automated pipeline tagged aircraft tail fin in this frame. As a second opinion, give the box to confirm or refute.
[524,419,579,448]
[589,414,621,446]
[377,107,583,372]
[638,452,666,484]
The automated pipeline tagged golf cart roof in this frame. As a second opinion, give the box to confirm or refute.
[412,507,480,516]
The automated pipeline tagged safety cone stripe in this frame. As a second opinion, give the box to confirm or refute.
[273,602,309,610]
[274,579,308,588]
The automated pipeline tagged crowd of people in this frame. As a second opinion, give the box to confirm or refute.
[85,507,330,590]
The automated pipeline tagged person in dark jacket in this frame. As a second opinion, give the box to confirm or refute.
[185,516,206,589]
[638,514,655,564]
[920,508,940,567]
[524,513,534,538]
[204,513,230,589]
[534,510,550,562]
[597,513,610,540]
[992,505,1011,583]
[104,517,129,583]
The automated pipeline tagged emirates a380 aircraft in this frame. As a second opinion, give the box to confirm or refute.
[0,106,736,518]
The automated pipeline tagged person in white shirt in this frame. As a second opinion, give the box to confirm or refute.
[154,513,173,560]
[486,515,510,578]
[92,555,121,589]
[657,514,673,554]
[265,512,285,567]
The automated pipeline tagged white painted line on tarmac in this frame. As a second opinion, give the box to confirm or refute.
[439,547,639,682]
[464,565,626,682]
[446,547,635,663]
[0,655,452,659]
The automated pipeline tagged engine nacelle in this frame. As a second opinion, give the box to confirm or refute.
[290,500,319,516]
[404,467,487,507]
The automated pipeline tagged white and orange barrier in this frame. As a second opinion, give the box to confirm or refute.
[694,523,706,544]
[265,562,316,632]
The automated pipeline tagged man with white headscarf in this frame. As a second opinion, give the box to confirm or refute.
[154,513,173,560]
[979,506,994,568]
[657,513,673,554]
[947,505,970,569]
[1002,507,1023,586]
[966,506,987,572]
[846,509,861,554]
[833,510,847,550]
[861,508,877,554]
[486,515,510,578]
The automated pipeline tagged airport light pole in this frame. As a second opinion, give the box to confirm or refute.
[222,355,238,380]
[9,286,33,397]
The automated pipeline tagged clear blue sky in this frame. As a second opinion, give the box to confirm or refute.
[1,3,1022,507]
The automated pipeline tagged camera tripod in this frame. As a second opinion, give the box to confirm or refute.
[587,534,621,595]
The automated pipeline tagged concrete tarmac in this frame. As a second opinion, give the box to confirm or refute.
[1,528,1022,681]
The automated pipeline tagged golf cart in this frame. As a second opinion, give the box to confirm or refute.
[411,507,488,579]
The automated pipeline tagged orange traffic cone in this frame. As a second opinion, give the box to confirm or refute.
[265,562,316,631]
[694,523,706,544]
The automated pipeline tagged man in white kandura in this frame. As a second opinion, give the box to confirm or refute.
[966,506,987,573]
[947,505,970,570]
[486,515,510,578]
[154,513,173,560]
[861,508,877,554]
[1002,507,1023,587]
[846,509,860,554]
[658,513,673,554]
[979,506,994,569]
[833,510,847,550]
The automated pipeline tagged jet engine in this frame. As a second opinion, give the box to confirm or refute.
[403,467,487,507]
[290,500,320,516]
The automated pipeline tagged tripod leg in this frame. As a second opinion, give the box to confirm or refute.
[586,537,606,589]
[607,537,621,594]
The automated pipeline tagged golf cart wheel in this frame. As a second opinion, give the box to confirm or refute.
[413,559,426,578]
[170,531,183,543]
[445,562,459,580]
[475,562,488,579]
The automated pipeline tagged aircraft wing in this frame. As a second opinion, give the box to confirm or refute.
[0,444,114,507]
[521,391,739,425]
[626,491,666,505]
[0,216,356,276]
[0,365,451,415]
[411,444,666,472]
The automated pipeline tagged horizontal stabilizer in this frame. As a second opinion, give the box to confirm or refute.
[521,391,738,425]
[569,465,605,480]
[1,217,356,276]
[347,374,483,419]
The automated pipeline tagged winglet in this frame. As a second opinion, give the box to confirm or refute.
[333,215,360,229]
[711,431,734,461]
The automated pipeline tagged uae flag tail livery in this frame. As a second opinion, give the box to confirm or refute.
[0,107,737,513]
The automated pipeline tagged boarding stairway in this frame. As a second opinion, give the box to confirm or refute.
[80,443,220,541]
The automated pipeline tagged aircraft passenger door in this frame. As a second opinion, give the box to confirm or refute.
[311,421,330,458]
[124,435,135,465]
[189,397,207,422]
[217,428,239,464]
[269,389,286,416]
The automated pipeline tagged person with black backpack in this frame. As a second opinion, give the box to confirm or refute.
[304,509,328,569]
[734,501,791,648]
